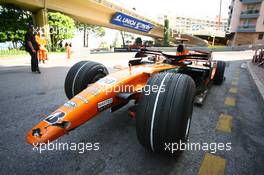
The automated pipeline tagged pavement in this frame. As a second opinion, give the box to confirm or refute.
[0,50,132,71]
[0,51,264,175]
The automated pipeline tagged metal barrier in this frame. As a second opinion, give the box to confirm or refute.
[252,49,264,67]
[147,44,264,53]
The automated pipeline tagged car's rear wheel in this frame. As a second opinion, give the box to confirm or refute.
[136,73,195,154]
[214,61,226,85]
[64,61,108,99]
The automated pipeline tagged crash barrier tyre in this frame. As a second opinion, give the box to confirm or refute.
[64,61,108,99]
[214,61,226,85]
[136,73,196,154]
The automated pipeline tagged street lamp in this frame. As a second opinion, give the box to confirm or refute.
[218,0,222,31]
[213,0,222,46]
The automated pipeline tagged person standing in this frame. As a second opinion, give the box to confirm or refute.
[36,32,48,64]
[25,25,41,73]
[65,42,72,59]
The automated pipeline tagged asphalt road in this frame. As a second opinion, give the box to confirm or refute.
[0,52,263,175]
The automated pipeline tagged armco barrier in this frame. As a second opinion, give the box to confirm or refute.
[113,45,264,53]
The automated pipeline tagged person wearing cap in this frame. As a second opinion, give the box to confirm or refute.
[24,25,41,73]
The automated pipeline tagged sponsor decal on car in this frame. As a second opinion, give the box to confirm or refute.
[97,98,113,111]
[84,86,103,96]
[98,77,117,85]
[64,101,78,109]
[75,95,89,104]
[44,111,66,125]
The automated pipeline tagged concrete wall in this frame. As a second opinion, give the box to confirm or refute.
[230,0,264,46]
[231,0,264,32]
[230,0,242,33]
[233,32,264,45]
[256,2,264,32]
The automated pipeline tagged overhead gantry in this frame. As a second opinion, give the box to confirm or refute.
[2,0,207,46]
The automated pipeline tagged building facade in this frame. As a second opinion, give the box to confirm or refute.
[172,16,228,38]
[157,15,228,37]
[228,0,264,45]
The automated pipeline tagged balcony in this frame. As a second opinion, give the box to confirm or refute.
[240,0,263,4]
[237,25,256,32]
[240,10,260,18]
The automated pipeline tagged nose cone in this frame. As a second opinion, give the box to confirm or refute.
[26,122,67,145]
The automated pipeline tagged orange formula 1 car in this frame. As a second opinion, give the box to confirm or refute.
[26,49,225,155]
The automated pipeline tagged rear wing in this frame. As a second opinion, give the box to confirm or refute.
[136,49,211,62]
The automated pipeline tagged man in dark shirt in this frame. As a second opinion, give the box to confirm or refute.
[25,25,41,73]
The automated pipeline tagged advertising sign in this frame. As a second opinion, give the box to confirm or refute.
[111,12,154,33]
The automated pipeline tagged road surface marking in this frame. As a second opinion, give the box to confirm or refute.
[234,71,240,77]
[198,153,226,175]
[231,81,238,86]
[225,97,236,106]
[233,76,239,81]
[229,87,238,94]
[216,114,232,133]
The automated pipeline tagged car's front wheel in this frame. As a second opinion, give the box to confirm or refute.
[136,73,195,155]
[64,61,108,99]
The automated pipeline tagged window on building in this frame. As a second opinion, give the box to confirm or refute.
[258,33,264,40]
[247,5,255,10]
[243,19,254,26]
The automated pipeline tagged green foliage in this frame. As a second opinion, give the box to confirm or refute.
[0,4,32,48]
[99,41,109,49]
[0,49,27,57]
[163,18,170,47]
[135,37,142,45]
[76,22,105,37]
[48,12,76,50]
[112,32,121,48]
[120,31,135,47]
[208,45,226,49]
[75,22,105,47]
[144,40,154,47]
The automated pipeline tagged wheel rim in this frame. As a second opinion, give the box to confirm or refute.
[185,117,191,139]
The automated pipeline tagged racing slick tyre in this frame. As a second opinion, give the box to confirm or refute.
[214,61,226,85]
[136,73,195,154]
[64,61,108,99]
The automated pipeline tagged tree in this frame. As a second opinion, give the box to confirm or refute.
[120,31,135,48]
[112,32,121,48]
[75,22,105,47]
[120,31,126,48]
[99,41,109,49]
[164,18,170,47]
[48,12,75,51]
[0,4,32,49]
